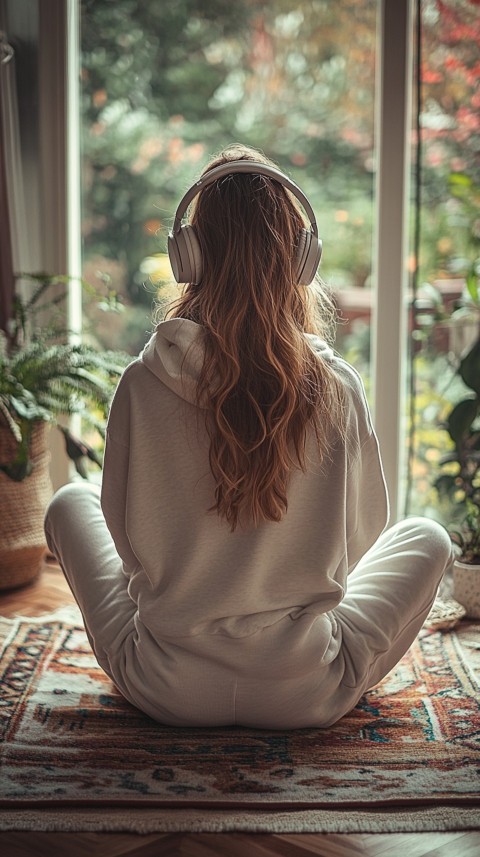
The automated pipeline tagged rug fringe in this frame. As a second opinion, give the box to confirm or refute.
[0,806,478,833]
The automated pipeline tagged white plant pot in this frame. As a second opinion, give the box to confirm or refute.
[453,559,480,619]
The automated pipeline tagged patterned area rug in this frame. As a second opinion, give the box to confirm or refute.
[0,608,479,832]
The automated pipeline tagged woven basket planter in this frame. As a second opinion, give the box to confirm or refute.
[0,422,53,591]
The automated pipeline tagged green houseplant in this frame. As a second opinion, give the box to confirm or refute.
[450,500,480,620]
[435,270,480,616]
[450,501,480,565]
[0,274,129,590]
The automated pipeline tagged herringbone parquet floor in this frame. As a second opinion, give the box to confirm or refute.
[0,561,478,857]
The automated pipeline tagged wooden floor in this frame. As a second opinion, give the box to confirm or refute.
[0,560,479,857]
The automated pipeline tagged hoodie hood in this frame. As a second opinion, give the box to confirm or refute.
[305,333,334,362]
[141,318,206,405]
[141,318,335,405]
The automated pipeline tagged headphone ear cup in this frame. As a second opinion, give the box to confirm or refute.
[168,225,203,284]
[294,228,322,285]
[169,223,321,285]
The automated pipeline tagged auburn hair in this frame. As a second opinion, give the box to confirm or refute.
[166,144,345,530]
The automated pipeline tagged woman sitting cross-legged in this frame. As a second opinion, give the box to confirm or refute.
[45,144,453,729]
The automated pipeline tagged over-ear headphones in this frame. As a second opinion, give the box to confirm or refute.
[167,160,322,286]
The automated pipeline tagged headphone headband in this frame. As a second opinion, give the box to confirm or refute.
[171,160,318,236]
[167,159,322,285]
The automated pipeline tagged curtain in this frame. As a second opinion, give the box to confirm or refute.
[0,1,41,333]
[0,23,15,332]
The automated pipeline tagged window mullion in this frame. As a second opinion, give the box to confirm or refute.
[67,0,82,343]
[371,0,413,522]
[38,0,71,487]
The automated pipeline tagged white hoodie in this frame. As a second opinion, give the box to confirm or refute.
[100,318,389,725]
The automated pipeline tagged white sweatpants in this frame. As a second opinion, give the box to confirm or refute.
[44,482,454,729]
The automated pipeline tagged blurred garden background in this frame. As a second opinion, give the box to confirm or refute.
[79,0,479,523]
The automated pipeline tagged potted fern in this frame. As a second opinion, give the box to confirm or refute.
[0,274,129,590]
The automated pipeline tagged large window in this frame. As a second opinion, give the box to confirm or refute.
[2,1,477,508]
[78,0,480,524]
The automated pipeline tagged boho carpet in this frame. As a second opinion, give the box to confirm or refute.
[0,607,478,833]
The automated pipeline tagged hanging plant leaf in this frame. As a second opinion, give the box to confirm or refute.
[460,338,480,396]
[0,398,22,442]
[0,459,33,482]
[447,398,479,448]
[434,473,457,499]
[9,394,52,423]
[59,426,103,479]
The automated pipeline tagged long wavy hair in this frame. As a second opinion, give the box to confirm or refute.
[166,144,345,530]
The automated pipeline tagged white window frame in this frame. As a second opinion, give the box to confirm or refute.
[35,0,81,487]
[371,0,413,522]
